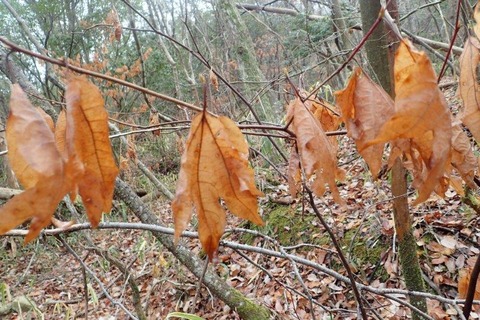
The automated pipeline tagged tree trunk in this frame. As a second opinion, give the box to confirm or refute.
[217,0,272,120]
[331,0,351,52]
[358,1,428,319]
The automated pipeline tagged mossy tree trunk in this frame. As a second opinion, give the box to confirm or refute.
[358,1,428,319]
[114,179,272,320]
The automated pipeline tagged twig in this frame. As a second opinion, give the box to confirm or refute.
[0,36,203,113]
[82,251,89,319]
[305,4,386,101]
[87,246,147,320]
[190,258,208,314]
[437,0,463,82]
[305,189,367,320]
[119,0,289,163]
[55,235,139,320]
[5,222,477,309]
[464,250,480,318]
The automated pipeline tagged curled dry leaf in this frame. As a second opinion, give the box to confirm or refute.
[451,124,477,189]
[54,109,67,157]
[309,99,341,152]
[149,111,161,137]
[458,268,480,299]
[459,35,480,144]
[287,145,301,198]
[364,39,452,205]
[209,69,219,91]
[286,97,345,205]
[0,84,70,242]
[172,112,263,260]
[65,76,119,227]
[106,8,122,41]
[0,79,119,242]
[335,67,394,177]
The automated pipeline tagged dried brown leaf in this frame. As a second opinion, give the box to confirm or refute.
[0,84,69,241]
[365,39,452,204]
[172,112,263,260]
[310,99,341,152]
[286,97,345,205]
[287,145,301,198]
[458,268,480,299]
[459,36,480,144]
[65,76,119,227]
[335,67,394,177]
[451,124,477,188]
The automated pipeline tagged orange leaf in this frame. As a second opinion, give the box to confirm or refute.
[65,76,119,227]
[310,99,341,153]
[0,84,69,241]
[286,97,345,205]
[210,69,219,91]
[335,67,394,177]
[55,109,67,157]
[459,36,480,144]
[287,145,301,198]
[451,124,477,189]
[6,85,64,190]
[172,112,264,260]
[36,107,54,132]
[458,268,480,300]
[364,39,452,204]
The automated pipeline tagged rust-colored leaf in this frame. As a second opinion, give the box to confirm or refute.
[458,268,480,299]
[65,76,119,227]
[335,67,394,177]
[286,97,345,205]
[6,85,64,190]
[287,145,301,198]
[210,69,219,91]
[36,107,54,132]
[172,112,264,260]
[106,9,122,42]
[0,84,69,241]
[310,99,341,152]
[149,111,161,137]
[55,109,67,157]
[365,39,452,204]
[458,35,480,144]
[451,124,477,188]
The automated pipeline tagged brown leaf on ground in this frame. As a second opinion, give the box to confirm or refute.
[65,76,119,227]
[286,97,345,205]
[172,112,264,260]
[364,39,452,204]
[0,84,69,241]
[335,67,394,177]
[459,36,480,144]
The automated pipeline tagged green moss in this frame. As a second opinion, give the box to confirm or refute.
[241,203,327,246]
[230,289,271,320]
[398,230,428,320]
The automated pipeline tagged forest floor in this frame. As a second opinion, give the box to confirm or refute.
[1,78,480,319]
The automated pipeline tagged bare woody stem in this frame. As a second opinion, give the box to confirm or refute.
[0,36,203,113]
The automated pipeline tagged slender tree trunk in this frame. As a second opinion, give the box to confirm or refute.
[217,0,272,120]
[331,0,351,52]
[358,2,428,319]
